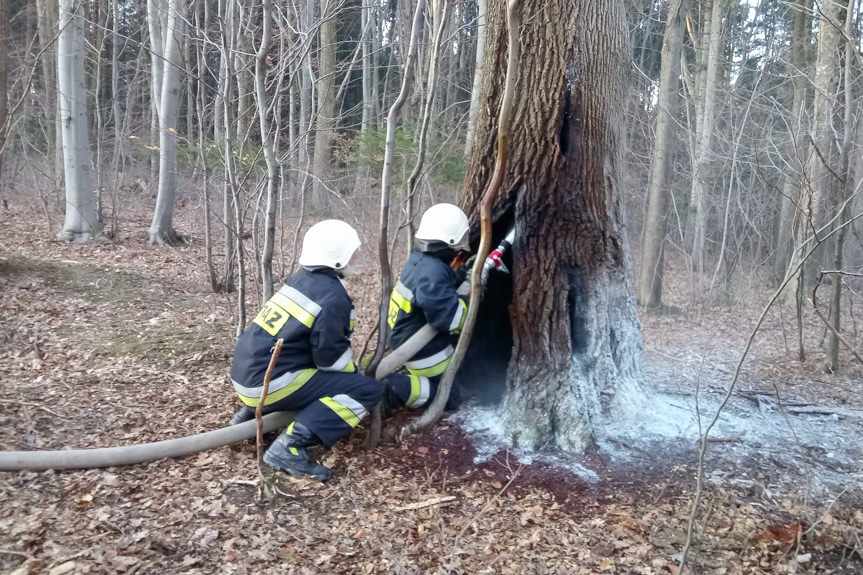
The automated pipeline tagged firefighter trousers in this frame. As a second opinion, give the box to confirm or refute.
[248,370,381,447]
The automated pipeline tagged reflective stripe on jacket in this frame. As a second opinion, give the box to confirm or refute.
[387,250,468,365]
[231,268,356,399]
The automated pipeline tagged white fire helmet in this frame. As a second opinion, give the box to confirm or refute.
[298,220,361,270]
[415,203,470,251]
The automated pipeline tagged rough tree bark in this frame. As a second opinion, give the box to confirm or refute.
[459,0,643,451]
[637,0,686,309]
[148,0,186,245]
[57,0,103,242]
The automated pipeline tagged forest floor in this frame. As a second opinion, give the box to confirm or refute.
[1,197,862,575]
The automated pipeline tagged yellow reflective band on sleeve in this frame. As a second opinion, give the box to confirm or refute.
[286,421,295,434]
[289,447,299,455]
[406,374,422,407]
[321,397,361,427]
[387,284,413,328]
[408,356,452,378]
[236,368,317,407]
[340,360,357,373]
[350,319,356,332]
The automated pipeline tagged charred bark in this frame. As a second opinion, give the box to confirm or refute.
[460,0,643,451]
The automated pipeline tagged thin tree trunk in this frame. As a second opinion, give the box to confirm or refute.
[196,0,218,291]
[256,0,279,300]
[464,0,486,156]
[221,0,246,333]
[786,0,843,302]
[35,0,61,189]
[824,0,856,373]
[774,0,813,279]
[109,0,123,236]
[311,0,338,207]
[366,0,426,377]
[637,0,685,309]
[147,0,165,184]
[687,0,726,277]
[402,0,450,250]
[184,29,194,140]
[148,0,186,245]
[57,0,102,242]
[353,0,374,194]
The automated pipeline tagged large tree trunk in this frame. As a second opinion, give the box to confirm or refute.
[636,0,685,309]
[148,0,186,245]
[57,0,103,242]
[461,0,643,451]
[311,0,338,206]
[774,0,813,280]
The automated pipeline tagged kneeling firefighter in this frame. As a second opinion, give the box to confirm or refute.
[383,203,472,412]
[229,220,381,481]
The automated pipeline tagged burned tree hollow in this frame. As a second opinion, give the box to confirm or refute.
[459,0,644,453]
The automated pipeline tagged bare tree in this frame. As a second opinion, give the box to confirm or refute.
[464,0,486,156]
[148,0,186,245]
[255,0,279,300]
[311,0,338,206]
[824,0,857,373]
[687,0,728,277]
[57,0,103,242]
[637,0,686,309]
[774,0,813,279]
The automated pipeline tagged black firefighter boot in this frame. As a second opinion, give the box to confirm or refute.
[263,422,331,481]
[230,406,256,425]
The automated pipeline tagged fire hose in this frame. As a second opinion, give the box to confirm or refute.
[0,229,514,472]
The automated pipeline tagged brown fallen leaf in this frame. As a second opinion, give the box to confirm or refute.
[751,522,803,550]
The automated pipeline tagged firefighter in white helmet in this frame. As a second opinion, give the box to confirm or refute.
[383,203,471,412]
[229,220,381,481]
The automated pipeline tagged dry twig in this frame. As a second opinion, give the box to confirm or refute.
[256,338,284,497]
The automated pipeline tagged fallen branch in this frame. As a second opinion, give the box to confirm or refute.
[0,399,70,419]
[393,495,456,511]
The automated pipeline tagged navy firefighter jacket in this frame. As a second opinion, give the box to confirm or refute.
[387,249,468,373]
[231,268,356,402]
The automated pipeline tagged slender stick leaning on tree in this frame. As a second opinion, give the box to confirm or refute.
[401,0,522,437]
[257,339,285,480]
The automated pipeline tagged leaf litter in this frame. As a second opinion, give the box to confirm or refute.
[0,199,862,574]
